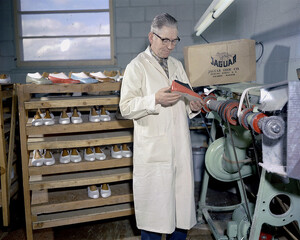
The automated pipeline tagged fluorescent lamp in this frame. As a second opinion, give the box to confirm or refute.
[213,0,235,18]
[194,0,235,36]
[195,12,215,36]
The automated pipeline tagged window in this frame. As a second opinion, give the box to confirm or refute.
[14,0,114,67]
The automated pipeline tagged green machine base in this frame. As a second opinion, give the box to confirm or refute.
[249,169,300,239]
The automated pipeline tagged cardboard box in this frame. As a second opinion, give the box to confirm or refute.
[184,39,256,87]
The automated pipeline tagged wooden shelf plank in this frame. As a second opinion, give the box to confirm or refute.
[31,182,133,214]
[29,156,133,176]
[20,82,121,94]
[29,167,133,190]
[24,95,120,109]
[27,130,133,150]
[26,114,133,135]
[33,203,134,229]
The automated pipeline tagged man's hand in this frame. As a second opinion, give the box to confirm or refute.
[190,100,203,112]
[155,87,181,107]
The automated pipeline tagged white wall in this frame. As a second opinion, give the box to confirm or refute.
[217,0,300,83]
[115,0,300,84]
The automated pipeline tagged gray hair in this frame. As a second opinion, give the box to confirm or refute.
[150,13,178,33]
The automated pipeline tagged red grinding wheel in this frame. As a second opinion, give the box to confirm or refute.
[224,101,240,125]
[238,107,253,129]
[202,94,217,113]
[219,100,234,121]
[250,112,267,134]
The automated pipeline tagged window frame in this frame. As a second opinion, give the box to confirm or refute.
[14,0,115,67]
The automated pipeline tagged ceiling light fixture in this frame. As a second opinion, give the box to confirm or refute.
[194,0,235,36]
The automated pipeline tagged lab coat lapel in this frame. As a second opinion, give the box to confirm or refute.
[168,58,177,81]
[144,48,169,82]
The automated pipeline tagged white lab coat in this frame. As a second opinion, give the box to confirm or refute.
[119,47,197,234]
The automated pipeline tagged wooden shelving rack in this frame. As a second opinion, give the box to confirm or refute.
[17,83,134,240]
[0,84,18,227]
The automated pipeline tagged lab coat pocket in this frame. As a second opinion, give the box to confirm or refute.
[136,110,171,137]
[135,134,172,163]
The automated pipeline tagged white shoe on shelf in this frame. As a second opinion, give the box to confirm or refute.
[59,149,71,164]
[59,109,70,124]
[41,109,55,125]
[89,71,109,82]
[70,72,98,84]
[71,108,83,124]
[95,146,106,160]
[98,106,111,122]
[0,74,11,84]
[87,185,100,199]
[32,110,43,126]
[31,150,44,167]
[103,70,119,82]
[43,149,55,166]
[100,184,111,198]
[111,145,122,159]
[70,148,82,163]
[89,106,101,122]
[84,147,95,161]
[121,143,132,158]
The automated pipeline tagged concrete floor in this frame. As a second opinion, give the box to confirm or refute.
[0,215,295,240]
[0,215,214,240]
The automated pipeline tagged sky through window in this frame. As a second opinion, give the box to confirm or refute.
[17,0,112,64]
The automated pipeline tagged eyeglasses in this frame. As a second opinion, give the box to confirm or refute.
[153,32,180,46]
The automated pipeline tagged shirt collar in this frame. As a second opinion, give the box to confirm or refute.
[149,46,168,63]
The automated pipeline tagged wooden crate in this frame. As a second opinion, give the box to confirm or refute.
[17,83,134,240]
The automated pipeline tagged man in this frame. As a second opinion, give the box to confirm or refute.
[119,13,203,240]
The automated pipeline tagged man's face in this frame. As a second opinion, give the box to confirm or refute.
[149,26,178,59]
